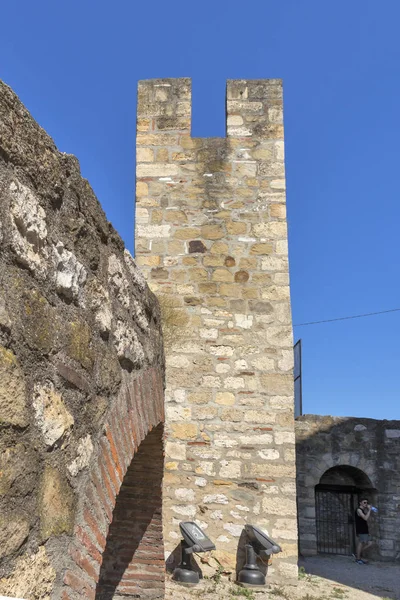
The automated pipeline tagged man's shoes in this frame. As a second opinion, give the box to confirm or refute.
[356,559,366,564]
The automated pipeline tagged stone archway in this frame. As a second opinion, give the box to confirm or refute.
[62,367,165,600]
[315,466,378,556]
[296,448,378,557]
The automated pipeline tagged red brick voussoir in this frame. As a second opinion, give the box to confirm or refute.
[63,366,165,599]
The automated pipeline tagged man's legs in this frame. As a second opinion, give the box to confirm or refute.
[356,537,374,562]
[362,540,373,555]
[356,539,364,560]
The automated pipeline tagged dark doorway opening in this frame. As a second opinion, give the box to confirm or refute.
[95,423,164,600]
[315,466,377,556]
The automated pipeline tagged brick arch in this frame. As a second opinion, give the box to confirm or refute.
[62,367,165,600]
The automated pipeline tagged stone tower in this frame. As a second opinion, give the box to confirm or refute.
[135,78,298,583]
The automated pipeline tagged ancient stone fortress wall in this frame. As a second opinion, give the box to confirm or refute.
[0,81,165,600]
[296,415,400,561]
[135,78,298,586]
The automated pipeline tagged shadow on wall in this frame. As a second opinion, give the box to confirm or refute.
[95,424,164,600]
[295,415,400,592]
[296,415,400,561]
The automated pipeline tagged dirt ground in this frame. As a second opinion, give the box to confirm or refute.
[166,555,399,600]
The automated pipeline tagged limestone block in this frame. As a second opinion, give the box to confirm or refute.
[166,405,191,421]
[275,431,295,445]
[39,466,75,540]
[215,392,235,406]
[113,319,144,367]
[33,383,74,447]
[219,461,241,478]
[87,279,112,334]
[67,435,94,476]
[165,442,186,461]
[270,179,286,190]
[171,504,196,517]
[224,377,245,390]
[251,355,275,371]
[258,449,280,460]
[234,314,253,329]
[223,523,243,537]
[209,345,234,357]
[0,346,28,427]
[203,494,229,504]
[261,255,288,272]
[175,488,195,501]
[195,461,215,476]
[108,254,131,308]
[202,375,222,388]
[136,147,154,162]
[136,163,178,177]
[245,410,275,425]
[53,242,87,303]
[171,423,198,440]
[192,406,218,420]
[136,224,171,238]
[9,180,48,276]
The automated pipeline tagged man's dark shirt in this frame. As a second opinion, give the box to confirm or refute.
[355,509,369,535]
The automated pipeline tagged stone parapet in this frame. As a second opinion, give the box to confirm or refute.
[135,78,297,583]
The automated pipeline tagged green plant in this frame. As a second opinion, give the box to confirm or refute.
[331,587,347,598]
[230,587,255,599]
[298,566,307,580]
[211,564,224,585]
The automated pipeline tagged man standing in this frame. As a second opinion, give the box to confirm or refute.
[355,498,373,564]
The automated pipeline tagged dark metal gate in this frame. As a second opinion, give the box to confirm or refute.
[315,487,356,555]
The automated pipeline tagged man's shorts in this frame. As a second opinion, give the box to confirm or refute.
[358,534,370,543]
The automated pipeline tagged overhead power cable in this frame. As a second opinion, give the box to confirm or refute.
[294,308,400,327]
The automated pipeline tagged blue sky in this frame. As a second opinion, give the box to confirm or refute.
[1,0,399,419]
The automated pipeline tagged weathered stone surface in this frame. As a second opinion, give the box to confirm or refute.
[33,383,74,447]
[53,242,87,303]
[9,180,48,277]
[39,466,75,540]
[22,290,59,353]
[0,79,165,598]
[136,79,296,584]
[0,546,56,600]
[108,254,130,308]
[0,515,29,558]
[67,434,94,476]
[0,346,27,427]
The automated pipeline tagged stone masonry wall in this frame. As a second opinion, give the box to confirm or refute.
[135,78,298,587]
[0,80,165,600]
[296,415,400,562]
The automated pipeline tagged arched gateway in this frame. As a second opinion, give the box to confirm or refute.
[315,466,377,556]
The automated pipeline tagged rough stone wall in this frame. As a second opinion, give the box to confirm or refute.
[296,415,400,561]
[0,80,165,600]
[135,78,298,586]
